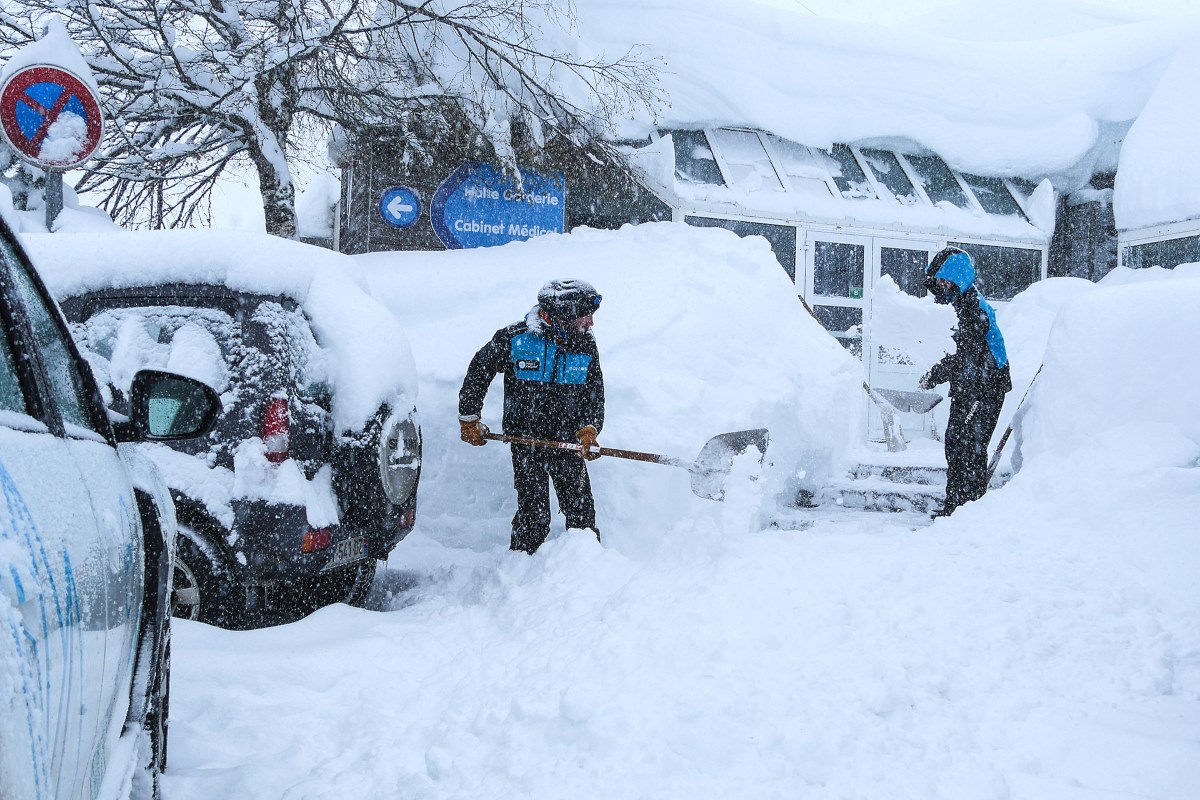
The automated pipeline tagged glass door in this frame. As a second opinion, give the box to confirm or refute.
[867,238,943,442]
[802,231,870,359]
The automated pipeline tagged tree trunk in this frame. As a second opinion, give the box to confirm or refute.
[250,145,298,239]
[257,168,298,239]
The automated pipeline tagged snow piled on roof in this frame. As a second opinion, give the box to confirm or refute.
[574,0,1199,184]
[22,229,418,430]
[1113,42,1200,231]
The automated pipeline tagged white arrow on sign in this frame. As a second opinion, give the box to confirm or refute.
[388,196,414,217]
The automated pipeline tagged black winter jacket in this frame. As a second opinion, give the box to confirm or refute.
[927,288,1013,402]
[459,309,604,441]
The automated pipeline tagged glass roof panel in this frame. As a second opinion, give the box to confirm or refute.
[809,144,875,200]
[708,129,784,191]
[961,173,1025,217]
[663,129,725,186]
[904,153,970,208]
[859,148,921,206]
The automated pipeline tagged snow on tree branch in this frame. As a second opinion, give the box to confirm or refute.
[0,0,661,236]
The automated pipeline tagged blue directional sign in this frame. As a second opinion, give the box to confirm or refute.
[378,186,421,228]
[431,161,565,249]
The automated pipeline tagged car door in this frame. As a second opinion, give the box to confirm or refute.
[0,231,132,800]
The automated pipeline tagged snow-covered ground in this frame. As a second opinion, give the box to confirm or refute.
[2,2,1196,797]
[154,223,1200,800]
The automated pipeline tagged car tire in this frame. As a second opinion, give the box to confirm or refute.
[172,530,243,628]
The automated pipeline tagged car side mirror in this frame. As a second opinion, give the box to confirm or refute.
[115,369,222,443]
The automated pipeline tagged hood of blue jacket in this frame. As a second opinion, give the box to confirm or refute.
[933,251,976,295]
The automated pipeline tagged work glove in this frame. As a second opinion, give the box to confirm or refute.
[458,415,488,446]
[576,425,601,461]
[917,371,935,391]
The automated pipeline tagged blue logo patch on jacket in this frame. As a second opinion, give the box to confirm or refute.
[511,332,592,384]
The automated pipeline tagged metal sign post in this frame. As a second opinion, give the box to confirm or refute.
[0,64,104,231]
[44,172,63,230]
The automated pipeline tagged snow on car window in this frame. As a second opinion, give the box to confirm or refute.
[74,305,234,394]
[250,302,331,397]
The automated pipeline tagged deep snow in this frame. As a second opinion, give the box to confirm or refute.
[147,222,1200,800]
[0,2,1196,797]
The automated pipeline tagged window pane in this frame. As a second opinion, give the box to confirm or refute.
[961,173,1024,217]
[859,148,921,206]
[763,135,834,199]
[905,154,970,208]
[1123,236,1200,270]
[947,242,1042,301]
[880,247,930,297]
[664,130,725,186]
[686,216,797,281]
[813,240,865,298]
[0,321,26,414]
[6,256,100,432]
[811,305,862,357]
[810,144,875,199]
[708,129,783,191]
[1008,177,1039,199]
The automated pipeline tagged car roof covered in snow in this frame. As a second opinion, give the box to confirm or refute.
[23,229,418,430]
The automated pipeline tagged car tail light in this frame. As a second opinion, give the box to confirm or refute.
[301,528,332,553]
[400,507,416,529]
[261,397,290,463]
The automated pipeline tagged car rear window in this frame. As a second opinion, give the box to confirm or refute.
[73,304,236,394]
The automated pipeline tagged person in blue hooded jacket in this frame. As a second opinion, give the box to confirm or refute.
[918,247,1013,517]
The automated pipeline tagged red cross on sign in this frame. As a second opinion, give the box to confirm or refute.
[0,65,103,169]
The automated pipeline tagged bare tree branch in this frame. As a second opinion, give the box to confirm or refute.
[0,0,660,236]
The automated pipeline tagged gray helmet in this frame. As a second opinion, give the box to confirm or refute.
[537,279,602,321]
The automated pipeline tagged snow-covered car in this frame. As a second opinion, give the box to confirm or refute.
[28,231,422,629]
[0,215,221,800]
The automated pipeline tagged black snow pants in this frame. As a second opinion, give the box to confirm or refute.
[510,443,599,553]
[942,393,1004,515]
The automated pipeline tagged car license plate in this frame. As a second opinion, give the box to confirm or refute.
[322,535,368,571]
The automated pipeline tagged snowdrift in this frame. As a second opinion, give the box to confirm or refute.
[354,222,863,552]
[1016,265,1200,468]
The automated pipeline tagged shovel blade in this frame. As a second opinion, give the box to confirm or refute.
[874,388,943,415]
[689,428,770,500]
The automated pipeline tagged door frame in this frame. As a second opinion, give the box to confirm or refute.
[801,229,873,357]
[866,237,941,442]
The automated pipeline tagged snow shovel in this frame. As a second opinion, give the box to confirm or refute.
[872,387,943,415]
[480,429,770,501]
[863,383,944,452]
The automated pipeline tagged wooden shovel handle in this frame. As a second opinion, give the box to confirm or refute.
[481,431,681,466]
